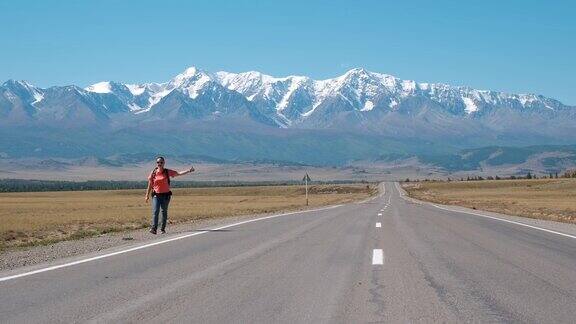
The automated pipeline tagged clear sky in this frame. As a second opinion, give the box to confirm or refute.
[1,0,574,104]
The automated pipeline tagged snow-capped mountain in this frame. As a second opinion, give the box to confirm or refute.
[0,80,133,126]
[1,66,575,140]
[80,66,574,125]
[214,67,571,126]
[2,66,576,166]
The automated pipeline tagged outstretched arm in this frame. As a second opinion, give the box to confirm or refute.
[173,166,195,177]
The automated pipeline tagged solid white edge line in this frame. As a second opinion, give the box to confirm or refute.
[376,222,382,228]
[372,249,384,265]
[393,182,576,240]
[432,203,576,240]
[0,203,346,283]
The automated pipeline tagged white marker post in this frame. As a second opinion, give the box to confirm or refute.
[303,173,311,206]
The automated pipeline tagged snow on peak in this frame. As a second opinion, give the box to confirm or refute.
[1,80,45,106]
[170,66,213,94]
[216,70,275,93]
[3,80,38,90]
[277,76,307,111]
[462,97,478,114]
[31,91,44,105]
[218,70,301,88]
[19,80,36,88]
[125,84,145,96]
[182,75,211,99]
[181,66,199,77]
[401,80,416,94]
[170,66,213,87]
[344,67,369,76]
[85,81,112,93]
[518,94,539,106]
[148,89,173,107]
[361,100,375,112]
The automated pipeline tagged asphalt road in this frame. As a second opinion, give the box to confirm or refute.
[1,182,575,323]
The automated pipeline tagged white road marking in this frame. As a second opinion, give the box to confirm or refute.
[376,222,382,228]
[372,249,384,265]
[393,182,576,240]
[432,203,576,240]
[0,204,345,283]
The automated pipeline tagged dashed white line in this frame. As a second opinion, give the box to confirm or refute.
[376,222,382,228]
[372,249,384,265]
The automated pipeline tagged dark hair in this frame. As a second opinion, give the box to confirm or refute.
[156,156,165,162]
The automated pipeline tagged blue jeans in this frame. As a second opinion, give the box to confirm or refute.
[151,194,171,231]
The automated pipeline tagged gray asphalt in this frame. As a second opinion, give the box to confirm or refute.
[1,182,575,323]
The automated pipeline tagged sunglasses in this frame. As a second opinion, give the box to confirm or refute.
[156,161,164,164]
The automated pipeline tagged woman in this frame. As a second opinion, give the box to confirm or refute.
[145,156,195,234]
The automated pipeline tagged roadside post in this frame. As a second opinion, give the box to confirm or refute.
[303,173,311,206]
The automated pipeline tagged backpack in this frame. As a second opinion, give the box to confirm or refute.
[152,167,170,185]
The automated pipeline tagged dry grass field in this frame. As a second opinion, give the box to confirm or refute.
[0,184,376,250]
[403,178,576,224]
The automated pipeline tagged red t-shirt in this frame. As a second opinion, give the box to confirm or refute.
[148,168,178,194]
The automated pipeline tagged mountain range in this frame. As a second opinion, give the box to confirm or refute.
[1,66,575,171]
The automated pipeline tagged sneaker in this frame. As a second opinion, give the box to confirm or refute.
[149,228,157,235]
[160,229,166,234]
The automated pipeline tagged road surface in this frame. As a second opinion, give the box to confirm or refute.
[1,182,575,323]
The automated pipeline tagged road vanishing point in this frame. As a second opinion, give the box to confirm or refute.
[1,182,575,323]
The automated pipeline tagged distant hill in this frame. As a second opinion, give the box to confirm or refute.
[417,145,576,173]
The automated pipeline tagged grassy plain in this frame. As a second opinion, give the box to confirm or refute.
[0,184,376,250]
[402,178,576,224]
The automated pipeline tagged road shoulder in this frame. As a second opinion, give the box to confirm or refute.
[395,182,576,238]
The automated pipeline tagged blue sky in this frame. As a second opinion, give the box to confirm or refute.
[1,0,574,104]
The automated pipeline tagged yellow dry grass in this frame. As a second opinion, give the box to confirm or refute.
[403,178,576,224]
[0,184,377,250]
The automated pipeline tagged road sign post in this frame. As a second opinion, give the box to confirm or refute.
[303,173,311,206]
[305,177,308,206]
